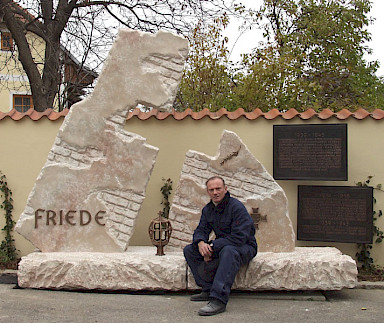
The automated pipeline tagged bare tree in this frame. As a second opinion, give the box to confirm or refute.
[0,0,231,111]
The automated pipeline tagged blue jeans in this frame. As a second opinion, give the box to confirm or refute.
[184,243,257,304]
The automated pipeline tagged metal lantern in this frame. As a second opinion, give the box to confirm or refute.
[148,215,172,256]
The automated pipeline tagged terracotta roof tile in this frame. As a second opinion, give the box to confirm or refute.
[226,108,244,120]
[298,109,317,120]
[1,107,383,121]
[172,109,189,120]
[334,109,353,120]
[264,109,281,120]
[353,108,373,120]
[0,108,68,120]
[282,108,300,120]
[191,108,211,120]
[370,109,384,120]
[244,108,264,120]
[317,108,335,120]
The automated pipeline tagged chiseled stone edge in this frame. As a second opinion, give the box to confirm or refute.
[17,247,187,291]
[17,247,357,291]
[188,247,358,291]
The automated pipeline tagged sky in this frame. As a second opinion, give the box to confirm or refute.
[225,0,384,76]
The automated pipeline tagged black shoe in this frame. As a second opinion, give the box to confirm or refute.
[190,291,209,301]
[198,299,226,316]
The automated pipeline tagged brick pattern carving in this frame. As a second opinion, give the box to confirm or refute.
[99,190,144,251]
[47,138,105,168]
[15,29,189,252]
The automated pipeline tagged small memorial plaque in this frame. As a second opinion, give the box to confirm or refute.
[297,185,373,243]
[273,124,347,180]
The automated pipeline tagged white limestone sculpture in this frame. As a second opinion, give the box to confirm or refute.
[16,29,189,252]
[18,247,187,291]
[187,247,357,291]
[168,130,296,252]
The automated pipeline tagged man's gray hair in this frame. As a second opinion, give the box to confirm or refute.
[205,176,226,187]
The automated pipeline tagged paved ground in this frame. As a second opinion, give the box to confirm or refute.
[1,273,384,323]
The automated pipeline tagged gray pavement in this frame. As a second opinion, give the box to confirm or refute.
[1,280,384,323]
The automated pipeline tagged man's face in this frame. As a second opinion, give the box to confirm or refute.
[207,178,227,204]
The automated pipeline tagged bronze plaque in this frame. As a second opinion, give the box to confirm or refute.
[297,185,373,243]
[273,124,347,180]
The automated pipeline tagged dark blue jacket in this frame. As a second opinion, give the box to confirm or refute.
[193,192,257,252]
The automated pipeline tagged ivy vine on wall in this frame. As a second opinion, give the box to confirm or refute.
[158,178,172,219]
[355,176,384,272]
[0,171,18,267]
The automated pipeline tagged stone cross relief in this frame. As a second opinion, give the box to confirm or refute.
[250,207,268,230]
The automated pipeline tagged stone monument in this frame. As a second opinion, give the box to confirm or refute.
[168,130,295,252]
[16,29,357,292]
[16,29,189,252]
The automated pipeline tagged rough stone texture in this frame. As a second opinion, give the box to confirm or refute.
[168,130,295,252]
[17,247,357,291]
[17,247,187,291]
[15,29,189,252]
[188,247,358,291]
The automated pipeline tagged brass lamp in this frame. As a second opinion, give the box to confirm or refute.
[148,215,172,256]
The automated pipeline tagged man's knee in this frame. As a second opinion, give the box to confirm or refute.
[184,243,200,261]
[219,245,240,262]
[183,243,193,257]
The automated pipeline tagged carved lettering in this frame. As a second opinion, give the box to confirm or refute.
[95,211,106,226]
[80,210,92,226]
[33,209,106,228]
[34,209,44,228]
[59,210,64,225]
[46,210,57,225]
[65,210,76,226]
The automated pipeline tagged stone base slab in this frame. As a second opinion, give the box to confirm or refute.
[18,247,187,291]
[18,247,357,291]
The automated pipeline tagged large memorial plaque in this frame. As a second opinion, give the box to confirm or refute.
[273,124,347,180]
[297,185,373,243]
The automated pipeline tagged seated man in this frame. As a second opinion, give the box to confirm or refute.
[184,176,257,316]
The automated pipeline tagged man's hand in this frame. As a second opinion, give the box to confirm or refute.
[198,241,212,262]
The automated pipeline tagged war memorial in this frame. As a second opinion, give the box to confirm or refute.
[14,29,359,291]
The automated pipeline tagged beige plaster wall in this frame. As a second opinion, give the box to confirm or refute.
[0,30,46,113]
[0,116,383,265]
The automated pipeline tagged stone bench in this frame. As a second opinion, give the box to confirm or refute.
[17,246,357,291]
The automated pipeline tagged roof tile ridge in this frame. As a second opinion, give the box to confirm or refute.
[138,109,159,120]
[226,108,245,120]
[334,108,353,120]
[190,108,211,120]
[243,108,265,120]
[317,108,335,120]
[173,109,191,120]
[264,108,281,120]
[0,109,16,120]
[211,108,229,120]
[282,108,300,120]
[47,109,69,120]
[156,109,173,120]
[8,109,25,121]
[126,108,141,119]
[370,109,384,120]
[28,108,50,120]
[126,108,159,120]
[352,108,372,120]
[298,108,317,120]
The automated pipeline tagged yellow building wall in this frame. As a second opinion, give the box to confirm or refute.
[0,116,383,266]
[0,29,47,112]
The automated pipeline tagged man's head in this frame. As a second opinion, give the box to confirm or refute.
[206,176,227,204]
